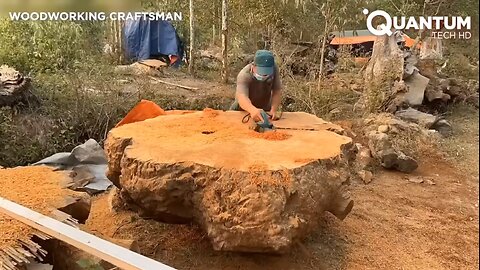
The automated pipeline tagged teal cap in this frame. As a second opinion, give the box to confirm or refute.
[254,50,275,76]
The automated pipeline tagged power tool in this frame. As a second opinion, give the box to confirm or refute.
[242,110,274,132]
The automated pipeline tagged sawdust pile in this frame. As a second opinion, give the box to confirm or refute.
[0,166,74,249]
[84,194,205,256]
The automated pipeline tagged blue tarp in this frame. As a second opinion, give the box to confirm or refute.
[124,19,184,67]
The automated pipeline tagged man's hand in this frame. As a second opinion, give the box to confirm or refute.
[268,109,279,121]
[249,108,265,122]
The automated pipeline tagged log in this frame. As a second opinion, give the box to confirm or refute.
[0,65,31,107]
[105,109,355,253]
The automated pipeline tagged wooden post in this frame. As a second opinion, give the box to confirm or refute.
[0,197,175,270]
[221,0,228,83]
[188,0,195,75]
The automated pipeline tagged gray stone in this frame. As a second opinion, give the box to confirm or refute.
[395,108,438,129]
[404,71,430,106]
[432,119,453,137]
[395,153,418,173]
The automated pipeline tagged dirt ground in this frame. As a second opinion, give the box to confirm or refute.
[85,105,479,270]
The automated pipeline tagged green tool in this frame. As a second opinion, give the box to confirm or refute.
[257,110,274,132]
[242,110,274,132]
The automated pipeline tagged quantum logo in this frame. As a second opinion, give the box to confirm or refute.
[363,9,472,39]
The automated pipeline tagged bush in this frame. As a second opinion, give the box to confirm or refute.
[0,64,233,167]
[0,19,104,74]
[282,76,360,120]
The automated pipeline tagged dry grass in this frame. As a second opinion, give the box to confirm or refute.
[441,104,479,176]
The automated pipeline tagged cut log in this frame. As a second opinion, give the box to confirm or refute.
[105,109,355,253]
[0,65,31,107]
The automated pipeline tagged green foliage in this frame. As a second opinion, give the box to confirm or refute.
[1,0,479,167]
[0,65,232,167]
[0,19,105,73]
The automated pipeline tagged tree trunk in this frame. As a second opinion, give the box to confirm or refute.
[212,24,216,45]
[188,0,195,75]
[105,110,355,253]
[362,33,405,112]
[221,0,228,83]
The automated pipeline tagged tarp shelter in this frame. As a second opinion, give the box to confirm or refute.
[124,19,184,67]
[330,29,417,47]
[330,30,419,57]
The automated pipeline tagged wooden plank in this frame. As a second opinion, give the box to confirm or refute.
[0,197,175,270]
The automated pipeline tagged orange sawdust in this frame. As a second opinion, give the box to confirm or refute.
[249,130,291,141]
[0,166,75,249]
[115,99,166,128]
[85,193,205,254]
[202,108,220,117]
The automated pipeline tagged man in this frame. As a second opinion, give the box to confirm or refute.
[230,50,282,122]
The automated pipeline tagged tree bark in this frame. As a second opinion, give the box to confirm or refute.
[221,0,228,83]
[188,0,195,75]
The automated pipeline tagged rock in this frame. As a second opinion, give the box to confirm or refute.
[367,132,393,157]
[358,170,373,184]
[417,59,438,79]
[406,176,435,185]
[105,110,355,253]
[432,119,453,137]
[395,153,419,173]
[354,143,373,171]
[378,125,390,133]
[367,131,418,173]
[404,71,430,106]
[407,176,424,184]
[387,118,421,133]
[395,108,438,129]
[425,85,451,103]
[424,178,436,185]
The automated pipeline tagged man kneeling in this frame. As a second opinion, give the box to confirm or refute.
[230,50,282,121]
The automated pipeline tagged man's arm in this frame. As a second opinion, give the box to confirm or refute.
[269,67,283,120]
[236,72,263,121]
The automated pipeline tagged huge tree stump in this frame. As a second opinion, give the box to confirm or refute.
[105,110,355,253]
